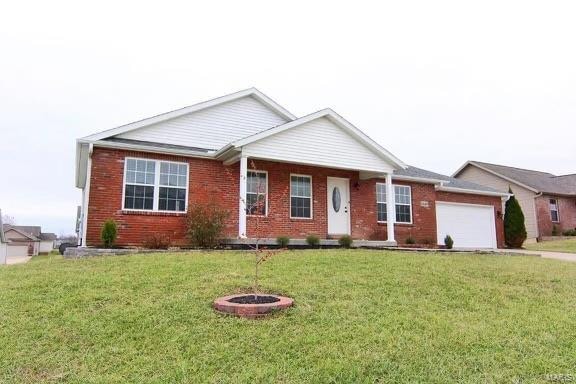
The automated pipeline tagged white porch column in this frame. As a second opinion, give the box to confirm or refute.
[238,155,248,238]
[386,172,396,243]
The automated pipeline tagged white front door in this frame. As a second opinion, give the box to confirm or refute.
[327,177,350,236]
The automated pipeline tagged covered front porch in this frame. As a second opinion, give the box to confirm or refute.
[213,108,412,245]
[225,155,400,245]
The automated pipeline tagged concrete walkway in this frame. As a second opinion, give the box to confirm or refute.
[5,256,32,265]
[499,249,576,263]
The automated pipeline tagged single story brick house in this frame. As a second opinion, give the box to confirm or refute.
[76,89,509,249]
[454,161,576,241]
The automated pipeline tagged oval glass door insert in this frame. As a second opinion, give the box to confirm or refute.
[332,187,341,212]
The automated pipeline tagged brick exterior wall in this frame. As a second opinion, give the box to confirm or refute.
[535,195,576,236]
[85,147,505,248]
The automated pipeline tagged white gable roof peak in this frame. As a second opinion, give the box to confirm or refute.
[223,108,407,170]
[80,88,297,142]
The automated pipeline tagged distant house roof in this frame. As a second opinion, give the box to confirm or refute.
[39,233,57,241]
[2,225,55,241]
[454,161,576,196]
[3,225,40,241]
[7,225,41,238]
[396,166,508,195]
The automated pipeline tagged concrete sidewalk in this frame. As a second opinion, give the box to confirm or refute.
[5,256,32,265]
[500,249,576,262]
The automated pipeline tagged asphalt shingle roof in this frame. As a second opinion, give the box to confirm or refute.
[466,161,576,196]
[395,166,506,194]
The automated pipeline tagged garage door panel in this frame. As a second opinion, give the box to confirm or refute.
[7,245,29,257]
[436,203,496,249]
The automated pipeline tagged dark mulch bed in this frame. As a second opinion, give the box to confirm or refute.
[227,295,280,304]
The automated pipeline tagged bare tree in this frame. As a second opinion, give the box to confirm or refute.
[2,215,15,225]
[241,160,289,298]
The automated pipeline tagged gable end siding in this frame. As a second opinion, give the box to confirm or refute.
[242,117,396,173]
[456,165,538,239]
[116,96,288,151]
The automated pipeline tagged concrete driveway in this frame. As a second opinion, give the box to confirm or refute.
[5,255,32,265]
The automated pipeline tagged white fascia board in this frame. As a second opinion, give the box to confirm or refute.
[224,109,407,169]
[392,175,445,185]
[452,161,539,193]
[89,140,217,159]
[80,88,296,142]
[436,185,512,198]
[238,152,392,174]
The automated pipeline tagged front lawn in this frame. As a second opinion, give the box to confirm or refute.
[1,250,575,383]
[525,238,576,254]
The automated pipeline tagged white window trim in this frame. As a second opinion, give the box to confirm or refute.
[550,198,560,223]
[122,157,189,213]
[246,170,268,217]
[290,174,313,219]
[376,183,413,224]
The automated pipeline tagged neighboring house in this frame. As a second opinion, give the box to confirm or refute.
[454,161,576,241]
[76,88,510,249]
[0,210,7,264]
[1,225,57,256]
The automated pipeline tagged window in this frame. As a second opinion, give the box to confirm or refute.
[159,162,188,212]
[376,184,412,224]
[290,175,312,218]
[550,199,560,222]
[376,183,387,222]
[124,159,155,210]
[246,171,267,215]
[395,185,412,223]
[123,158,188,212]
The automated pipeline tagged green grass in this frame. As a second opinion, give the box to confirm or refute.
[1,250,575,383]
[525,238,576,253]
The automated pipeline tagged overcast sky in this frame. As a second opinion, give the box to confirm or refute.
[1,0,574,235]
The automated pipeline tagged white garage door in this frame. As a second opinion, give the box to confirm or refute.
[7,245,29,257]
[436,202,497,249]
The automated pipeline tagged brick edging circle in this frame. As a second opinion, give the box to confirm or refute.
[213,294,293,318]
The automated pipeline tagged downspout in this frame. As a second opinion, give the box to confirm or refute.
[81,143,94,247]
[533,192,543,240]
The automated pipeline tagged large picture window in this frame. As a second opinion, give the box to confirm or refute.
[246,171,267,215]
[376,184,412,224]
[123,158,188,212]
[291,175,312,218]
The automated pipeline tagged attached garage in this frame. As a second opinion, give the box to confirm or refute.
[436,202,497,249]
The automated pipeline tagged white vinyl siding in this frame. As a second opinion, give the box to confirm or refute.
[456,166,539,239]
[243,117,396,173]
[116,96,288,150]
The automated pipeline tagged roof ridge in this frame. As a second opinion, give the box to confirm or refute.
[472,160,556,176]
